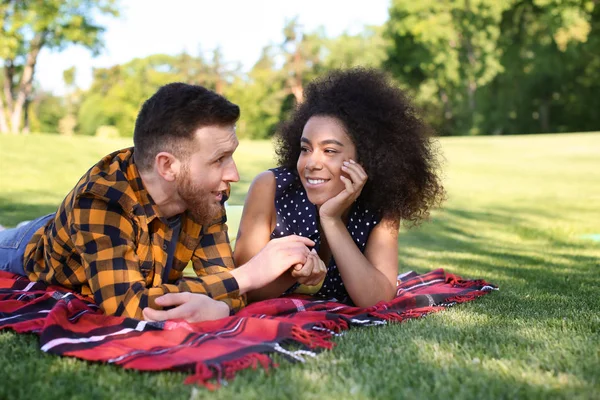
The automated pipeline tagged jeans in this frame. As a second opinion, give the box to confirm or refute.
[0,213,55,276]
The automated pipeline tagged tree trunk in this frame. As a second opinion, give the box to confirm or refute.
[1,60,14,133]
[291,48,304,103]
[539,99,550,132]
[0,95,9,134]
[463,0,477,127]
[4,60,15,112]
[10,32,45,134]
[22,96,30,135]
[290,83,304,104]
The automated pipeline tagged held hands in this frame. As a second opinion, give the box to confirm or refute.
[142,292,230,323]
[319,159,367,221]
[233,235,314,293]
[291,249,327,286]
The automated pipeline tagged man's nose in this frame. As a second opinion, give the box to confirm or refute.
[225,159,240,183]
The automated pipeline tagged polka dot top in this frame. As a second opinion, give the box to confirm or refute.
[269,167,380,304]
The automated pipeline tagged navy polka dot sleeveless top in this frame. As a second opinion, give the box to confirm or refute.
[269,167,380,304]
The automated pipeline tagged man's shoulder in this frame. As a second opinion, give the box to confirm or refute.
[73,148,139,211]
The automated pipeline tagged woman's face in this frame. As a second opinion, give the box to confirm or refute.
[296,115,357,206]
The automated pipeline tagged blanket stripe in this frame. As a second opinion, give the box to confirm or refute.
[0,269,497,389]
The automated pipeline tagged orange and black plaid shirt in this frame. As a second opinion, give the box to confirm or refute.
[23,147,245,319]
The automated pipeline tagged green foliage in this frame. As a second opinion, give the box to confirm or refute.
[15,1,600,137]
[385,0,511,135]
[28,91,65,133]
[321,25,389,70]
[79,54,199,136]
[385,0,600,135]
[74,20,392,140]
[0,0,119,133]
[477,0,600,135]
[0,132,599,398]
[226,47,287,139]
[95,125,119,139]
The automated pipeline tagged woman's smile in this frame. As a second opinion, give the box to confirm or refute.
[296,116,357,205]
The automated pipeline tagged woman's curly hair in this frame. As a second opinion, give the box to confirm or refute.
[274,68,446,227]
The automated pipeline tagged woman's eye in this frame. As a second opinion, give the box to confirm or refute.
[325,149,338,154]
[300,147,310,152]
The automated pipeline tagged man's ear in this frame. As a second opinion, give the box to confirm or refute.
[154,152,180,182]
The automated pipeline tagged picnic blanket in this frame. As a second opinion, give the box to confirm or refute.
[0,269,497,389]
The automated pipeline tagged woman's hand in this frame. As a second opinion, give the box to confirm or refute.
[319,159,367,221]
[231,235,314,294]
[291,249,327,286]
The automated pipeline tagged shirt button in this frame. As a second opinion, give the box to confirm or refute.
[162,244,167,250]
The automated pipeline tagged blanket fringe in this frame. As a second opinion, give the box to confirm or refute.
[184,353,274,390]
[443,290,491,305]
[185,362,218,389]
[291,325,334,349]
[183,325,334,390]
[446,274,495,289]
[312,318,348,334]
[369,307,437,322]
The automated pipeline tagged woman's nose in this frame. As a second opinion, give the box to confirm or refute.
[305,152,323,170]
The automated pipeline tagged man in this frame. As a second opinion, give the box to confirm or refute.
[0,83,313,322]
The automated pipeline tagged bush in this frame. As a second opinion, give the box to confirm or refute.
[95,125,120,139]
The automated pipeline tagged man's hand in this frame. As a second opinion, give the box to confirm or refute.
[231,235,314,294]
[142,292,230,323]
[291,249,327,286]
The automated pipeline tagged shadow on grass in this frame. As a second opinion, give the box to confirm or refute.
[1,202,598,398]
[399,205,600,319]
[0,331,191,400]
[0,195,59,227]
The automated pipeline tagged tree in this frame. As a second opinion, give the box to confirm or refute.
[479,0,598,134]
[0,0,119,134]
[27,90,65,133]
[321,25,389,70]
[226,46,288,139]
[279,17,325,104]
[78,52,223,137]
[384,0,510,135]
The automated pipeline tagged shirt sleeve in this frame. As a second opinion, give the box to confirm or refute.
[190,206,247,312]
[71,195,243,319]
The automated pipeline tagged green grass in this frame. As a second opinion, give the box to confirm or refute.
[1,132,599,399]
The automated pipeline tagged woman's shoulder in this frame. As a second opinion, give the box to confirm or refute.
[248,170,276,197]
[252,170,276,184]
[268,166,301,197]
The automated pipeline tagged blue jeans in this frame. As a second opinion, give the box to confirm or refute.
[0,213,55,276]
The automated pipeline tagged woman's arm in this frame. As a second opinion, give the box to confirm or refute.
[233,171,298,302]
[318,160,398,307]
[320,217,399,307]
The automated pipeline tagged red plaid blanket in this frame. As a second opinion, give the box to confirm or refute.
[0,269,496,389]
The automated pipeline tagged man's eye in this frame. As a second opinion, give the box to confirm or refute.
[300,147,310,152]
[325,149,338,154]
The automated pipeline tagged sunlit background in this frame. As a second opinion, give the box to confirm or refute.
[2,0,598,138]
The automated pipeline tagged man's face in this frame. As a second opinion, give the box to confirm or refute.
[176,125,240,224]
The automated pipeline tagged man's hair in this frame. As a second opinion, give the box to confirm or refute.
[133,82,240,172]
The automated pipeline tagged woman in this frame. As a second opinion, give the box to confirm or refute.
[234,68,445,307]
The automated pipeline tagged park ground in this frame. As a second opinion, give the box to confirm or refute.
[0,132,598,399]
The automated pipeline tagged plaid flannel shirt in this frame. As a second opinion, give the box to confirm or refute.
[23,147,245,319]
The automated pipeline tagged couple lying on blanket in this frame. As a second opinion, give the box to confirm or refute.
[0,68,445,323]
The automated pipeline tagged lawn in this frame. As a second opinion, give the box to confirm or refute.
[0,132,599,399]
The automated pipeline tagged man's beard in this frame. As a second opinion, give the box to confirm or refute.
[176,164,221,226]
